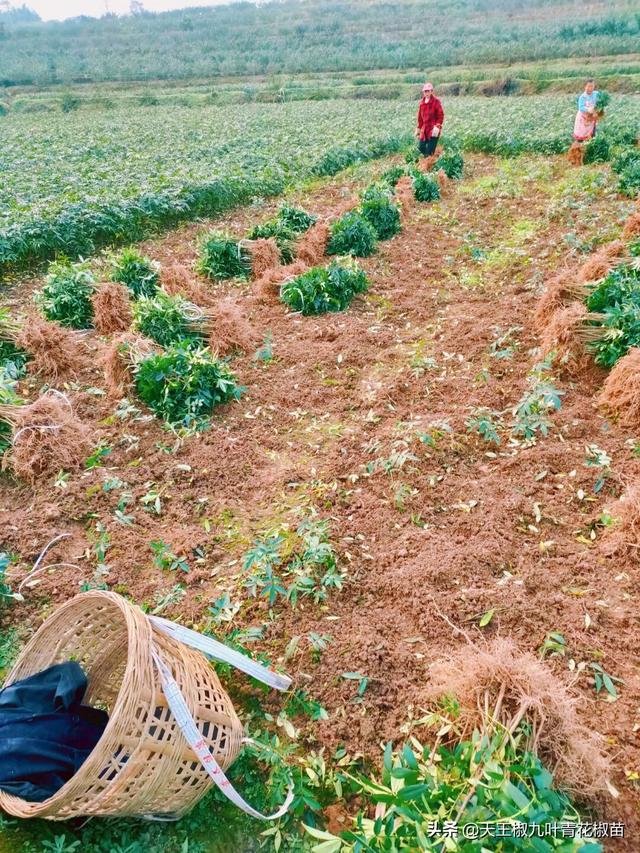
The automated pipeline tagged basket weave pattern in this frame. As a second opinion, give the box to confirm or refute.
[0,591,243,819]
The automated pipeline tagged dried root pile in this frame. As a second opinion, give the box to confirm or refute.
[598,347,640,428]
[427,638,610,797]
[91,282,133,335]
[0,393,92,483]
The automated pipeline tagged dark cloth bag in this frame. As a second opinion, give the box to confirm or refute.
[0,661,109,802]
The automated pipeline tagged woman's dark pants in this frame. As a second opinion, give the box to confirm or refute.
[419,137,438,157]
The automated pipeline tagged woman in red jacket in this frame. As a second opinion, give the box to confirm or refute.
[415,82,444,158]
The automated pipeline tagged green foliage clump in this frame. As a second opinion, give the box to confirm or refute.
[281,260,369,315]
[412,171,441,202]
[595,90,611,111]
[110,247,160,298]
[380,165,406,187]
[327,212,377,257]
[35,259,95,328]
[248,204,316,264]
[0,367,23,456]
[583,134,610,164]
[359,185,401,240]
[585,263,640,367]
[133,290,204,348]
[0,311,29,378]
[197,232,251,281]
[433,149,464,179]
[611,147,640,175]
[310,733,600,851]
[618,160,640,198]
[276,204,317,234]
[134,344,241,427]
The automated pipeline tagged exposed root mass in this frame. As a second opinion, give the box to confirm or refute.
[427,638,610,797]
[16,317,84,380]
[296,222,329,267]
[207,298,254,355]
[248,238,281,280]
[539,302,591,375]
[598,347,640,428]
[91,282,133,335]
[161,263,213,306]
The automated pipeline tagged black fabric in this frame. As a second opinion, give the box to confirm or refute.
[419,136,439,157]
[0,661,109,802]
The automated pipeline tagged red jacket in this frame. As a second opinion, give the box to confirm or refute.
[417,96,444,141]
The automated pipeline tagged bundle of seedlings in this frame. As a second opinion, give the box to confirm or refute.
[132,290,209,348]
[91,282,133,334]
[622,211,640,241]
[594,89,610,118]
[280,259,369,315]
[206,297,254,355]
[577,240,627,284]
[359,184,401,240]
[34,259,95,329]
[197,231,252,282]
[540,302,592,376]
[327,211,377,258]
[380,164,407,187]
[598,347,640,428]
[248,204,317,265]
[432,149,464,179]
[567,141,585,166]
[0,312,29,377]
[0,309,84,379]
[133,343,242,428]
[583,134,610,165]
[241,237,281,279]
[295,221,330,267]
[161,263,213,306]
[109,248,160,299]
[0,390,92,484]
[254,259,309,302]
[427,638,610,797]
[412,171,441,203]
[103,332,158,397]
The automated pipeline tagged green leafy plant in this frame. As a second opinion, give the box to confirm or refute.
[248,219,297,264]
[197,231,251,281]
[34,259,95,328]
[110,247,160,298]
[359,185,401,240]
[0,311,29,377]
[590,662,623,698]
[281,260,369,315]
[150,540,190,573]
[0,367,23,456]
[595,90,611,111]
[412,171,440,202]
[618,160,640,198]
[380,165,406,187]
[512,359,563,439]
[134,344,242,427]
[133,290,206,347]
[612,147,640,175]
[583,134,610,165]
[277,204,317,234]
[327,211,377,257]
[433,149,464,179]
[583,263,640,367]
[466,407,503,444]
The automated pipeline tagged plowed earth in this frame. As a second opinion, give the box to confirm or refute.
[1,154,639,847]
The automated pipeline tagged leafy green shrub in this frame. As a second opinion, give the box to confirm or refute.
[359,185,401,241]
[404,149,420,165]
[612,148,640,175]
[585,264,640,367]
[134,344,241,427]
[310,734,599,851]
[248,220,296,264]
[110,247,160,298]
[327,212,377,257]
[133,290,205,348]
[595,90,611,111]
[281,260,369,315]
[618,161,640,198]
[433,149,464,179]
[197,232,251,281]
[412,172,441,202]
[380,165,406,187]
[35,259,95,329]
[276,204,316,234]
[583,134,610,165]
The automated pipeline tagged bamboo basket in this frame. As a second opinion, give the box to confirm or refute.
[0,591,244,820]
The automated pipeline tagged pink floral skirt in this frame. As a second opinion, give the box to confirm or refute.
[573,111,596,142]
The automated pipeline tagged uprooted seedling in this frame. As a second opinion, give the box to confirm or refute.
[280,259,369,315]
[34,259,95,329]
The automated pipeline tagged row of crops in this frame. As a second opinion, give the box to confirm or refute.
[2,95,639,277]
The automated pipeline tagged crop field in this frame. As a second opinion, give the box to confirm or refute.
[1,114,640,853]
[2,94,640,276]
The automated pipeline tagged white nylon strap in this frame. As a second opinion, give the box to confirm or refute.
[151,648,294,821]
[150,616,291,692]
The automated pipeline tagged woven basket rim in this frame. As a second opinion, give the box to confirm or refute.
[2,590,152,810]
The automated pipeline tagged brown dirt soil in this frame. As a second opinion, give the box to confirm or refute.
[91,282,133,335]
[567,142,584,166]
[599,347,640,429]
[1,393,92,484]
[2,153,639,845]
[248,238,281,280]
[15,317,85,380]
[539,302,593,377]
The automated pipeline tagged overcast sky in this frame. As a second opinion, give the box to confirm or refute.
[24,1,231,21]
